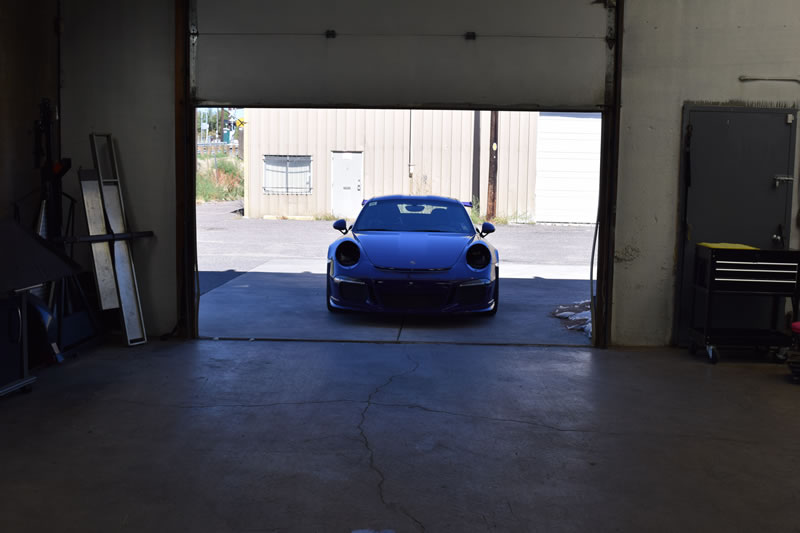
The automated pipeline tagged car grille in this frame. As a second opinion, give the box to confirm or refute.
[375,266,451,273]
[455,283,490,305]
[375,281,451,310]
[339,280,369,303]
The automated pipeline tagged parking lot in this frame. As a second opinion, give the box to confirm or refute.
[197,200,596,345]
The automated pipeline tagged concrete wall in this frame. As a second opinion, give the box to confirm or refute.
[615,1,800,345]
[60,0,177,336]
[0,1,59,221]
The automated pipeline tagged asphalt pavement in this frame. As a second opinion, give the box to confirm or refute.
[196,200,597,294]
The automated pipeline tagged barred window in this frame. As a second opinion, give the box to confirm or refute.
[262,155,312,195]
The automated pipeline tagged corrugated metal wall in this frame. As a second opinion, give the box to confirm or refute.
[245,109,410,218]
[420,110,539,220]
[408,110,475,201]
[244,109,571,221]
[245,109,487,218]
[496,111,538,221]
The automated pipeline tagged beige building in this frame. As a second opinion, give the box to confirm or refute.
[243,109,601,223]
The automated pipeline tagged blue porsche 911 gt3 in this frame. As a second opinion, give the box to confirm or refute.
[326,195,499,315]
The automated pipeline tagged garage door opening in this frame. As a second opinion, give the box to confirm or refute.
[195,108,599,345]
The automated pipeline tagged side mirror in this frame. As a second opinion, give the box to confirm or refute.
[480,222,495,237]
[333,219,348,234]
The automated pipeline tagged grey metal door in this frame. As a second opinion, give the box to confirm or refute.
[330,151,363,220]
[675,106,797,345]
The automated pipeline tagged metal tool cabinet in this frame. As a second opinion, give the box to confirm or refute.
[689,245,800,363]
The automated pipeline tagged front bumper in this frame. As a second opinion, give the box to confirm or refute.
[328,271,497,314]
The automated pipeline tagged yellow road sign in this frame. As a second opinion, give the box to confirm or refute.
[235,118,246,128]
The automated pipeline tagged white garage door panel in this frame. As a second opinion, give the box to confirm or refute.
[195,35,606,107]
[195,0,606,38]
[539,140,601,154]
[536,192,598,222]
[193,0,609,108]
[537,179,599,192]
[538,159,600,174]
[535,114,601,223]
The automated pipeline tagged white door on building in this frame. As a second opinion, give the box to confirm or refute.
[331,151,363,220]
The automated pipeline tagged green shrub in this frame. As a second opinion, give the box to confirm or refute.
[195,156,244,201]
[468,197,527,225]
[469,198,483,224]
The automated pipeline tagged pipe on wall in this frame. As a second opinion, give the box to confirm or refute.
[594,0,624,348]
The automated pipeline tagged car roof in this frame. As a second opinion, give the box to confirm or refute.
[365,195,462,204]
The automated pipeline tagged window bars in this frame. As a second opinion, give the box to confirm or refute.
[262,155,312,195]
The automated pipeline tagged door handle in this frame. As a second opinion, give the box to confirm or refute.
[774,175,795,188]
[773,223,785,247]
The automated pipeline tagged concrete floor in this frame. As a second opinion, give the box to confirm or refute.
[1,339,799,532]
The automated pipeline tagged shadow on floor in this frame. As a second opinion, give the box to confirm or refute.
[199,271,593,345]
[199,269,246,295]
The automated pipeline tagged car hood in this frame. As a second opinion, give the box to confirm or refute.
[354,232,474,269]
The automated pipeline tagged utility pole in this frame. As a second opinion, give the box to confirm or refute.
[471,110,481,205]
[487,110,498,220]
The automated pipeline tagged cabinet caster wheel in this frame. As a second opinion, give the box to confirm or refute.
[772,347,789,363]
[706,345,719,364]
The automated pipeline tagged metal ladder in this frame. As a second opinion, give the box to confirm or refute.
[84,133,147,345]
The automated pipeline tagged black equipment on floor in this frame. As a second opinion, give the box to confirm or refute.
[0,221,83,396]
[689,244,800,364]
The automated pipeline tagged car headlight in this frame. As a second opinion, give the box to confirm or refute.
[335,241,360,267]
[466,244,491,270]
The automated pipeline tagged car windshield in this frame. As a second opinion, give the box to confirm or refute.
[354,199,475,234]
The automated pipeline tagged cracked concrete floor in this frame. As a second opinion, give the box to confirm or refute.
[1,340,800,532]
